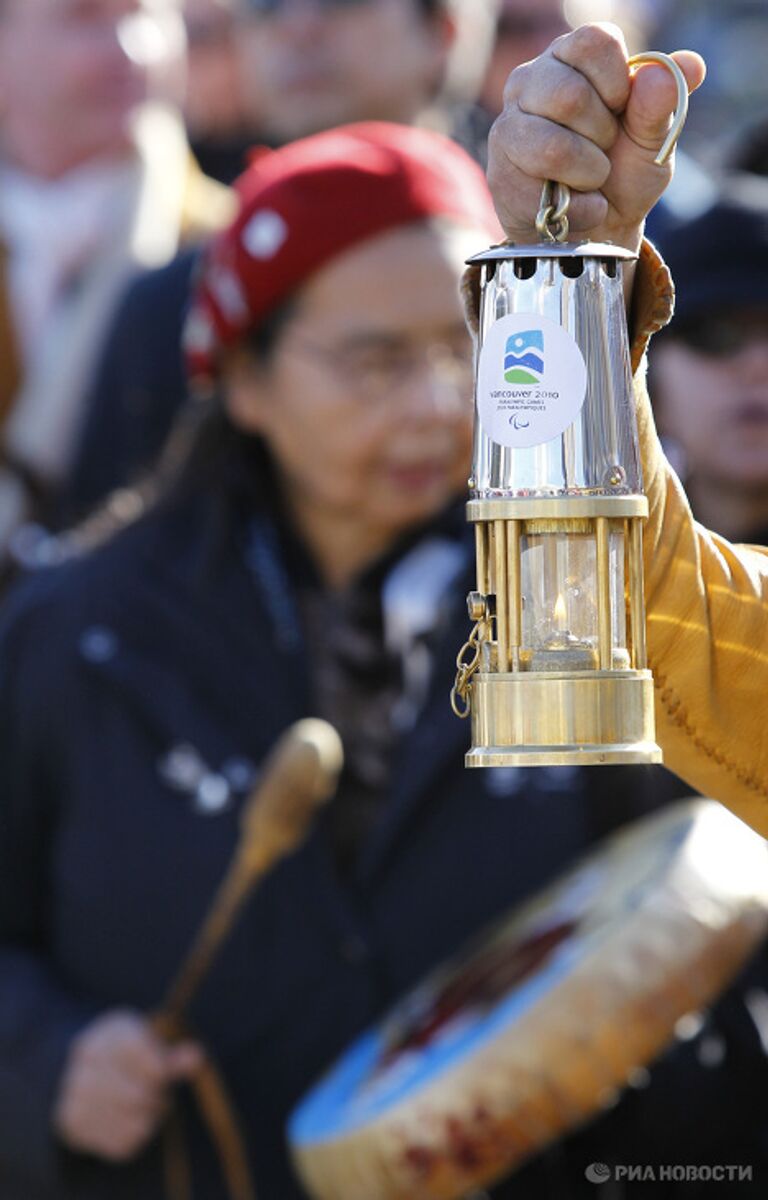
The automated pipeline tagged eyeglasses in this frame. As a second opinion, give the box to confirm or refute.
[288,333,474,403]
[673,312,768,358]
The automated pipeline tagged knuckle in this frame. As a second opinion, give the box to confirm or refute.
[599,116,620,150]
[568,22,621,59]
[501,59,532,106]
[487,113,517,177]
[486,115,506,161]
[550,74,590,123]
[592,155,612,187]
[566,191,609,231]
[536,128,573,177]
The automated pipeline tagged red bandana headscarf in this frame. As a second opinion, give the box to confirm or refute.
[184,121,501,383]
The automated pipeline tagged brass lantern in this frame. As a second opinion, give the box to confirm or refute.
[452,53,688,769]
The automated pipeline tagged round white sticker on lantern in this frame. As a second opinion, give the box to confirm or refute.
[477,313,587,449]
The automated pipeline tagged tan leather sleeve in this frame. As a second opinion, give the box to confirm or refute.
[463,241,768,836]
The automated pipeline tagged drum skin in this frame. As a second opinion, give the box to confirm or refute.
[288,801,768,1200]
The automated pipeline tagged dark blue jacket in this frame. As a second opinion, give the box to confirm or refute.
[1,471,767,1199]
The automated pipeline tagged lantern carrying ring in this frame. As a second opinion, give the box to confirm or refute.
[535,51,690,243]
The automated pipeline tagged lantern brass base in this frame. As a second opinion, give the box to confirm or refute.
[467,670,662,768]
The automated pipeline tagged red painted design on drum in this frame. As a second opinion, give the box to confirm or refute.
[380,919,578,1074]
[402,1103,521,1185]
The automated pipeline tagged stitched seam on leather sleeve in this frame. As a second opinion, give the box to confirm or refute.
[653,666,768,797]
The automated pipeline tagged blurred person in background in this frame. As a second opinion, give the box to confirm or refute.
[182,0,265,182]
[723,110,768,177]
[477,0,569,116]
[453,0,569,165]
[0,0,233,576]
[236,0,495,146]
[649,0,768,153]
[49,0,498,530]
[650,178,768,543]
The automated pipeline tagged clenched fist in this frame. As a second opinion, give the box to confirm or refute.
[487,23,706,253]
[53,1010,203,1162]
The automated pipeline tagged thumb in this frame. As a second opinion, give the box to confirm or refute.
[623,50,706,160]
[164,1040,205,1081]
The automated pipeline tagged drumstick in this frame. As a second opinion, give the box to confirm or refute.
[156,718,344,1033]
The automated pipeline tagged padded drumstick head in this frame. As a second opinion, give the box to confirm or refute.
[240,719,344,868]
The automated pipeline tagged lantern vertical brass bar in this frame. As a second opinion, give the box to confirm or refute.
[623,517,632,664]
[486,521,497,673]
[508,519,521,671]
[596,517,612,669]
[475,522,488,595]
[629,518,648,669]
[494,519,510,672]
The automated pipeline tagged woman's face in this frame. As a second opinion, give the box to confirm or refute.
[226,220,485,547]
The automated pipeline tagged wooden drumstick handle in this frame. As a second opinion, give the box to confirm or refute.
[157,719,343,1031]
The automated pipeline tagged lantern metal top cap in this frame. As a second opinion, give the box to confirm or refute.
[466,241,638,265]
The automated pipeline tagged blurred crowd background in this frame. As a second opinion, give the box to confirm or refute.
[0,0,767,559]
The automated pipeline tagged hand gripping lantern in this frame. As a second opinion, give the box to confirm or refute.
[452,53,688,768]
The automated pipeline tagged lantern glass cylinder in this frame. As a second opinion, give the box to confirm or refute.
[519,529,627,671]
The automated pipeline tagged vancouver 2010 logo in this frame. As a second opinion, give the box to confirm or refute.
[504,330,544,384]
[478,313,586,449]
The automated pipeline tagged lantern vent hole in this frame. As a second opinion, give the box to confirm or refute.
[513,258,537,280]
[559,257,584,279]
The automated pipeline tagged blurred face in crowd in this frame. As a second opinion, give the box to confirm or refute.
[183,0,251,137]
[653,307,768,503]
[478,0,568,116]
[237,0,453,143]
[226,220,481,582]
[0,0,185,178]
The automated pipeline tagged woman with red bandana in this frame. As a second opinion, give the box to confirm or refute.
[0,122,516,1200]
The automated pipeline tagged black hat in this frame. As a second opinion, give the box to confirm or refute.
[655,173,768,325]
